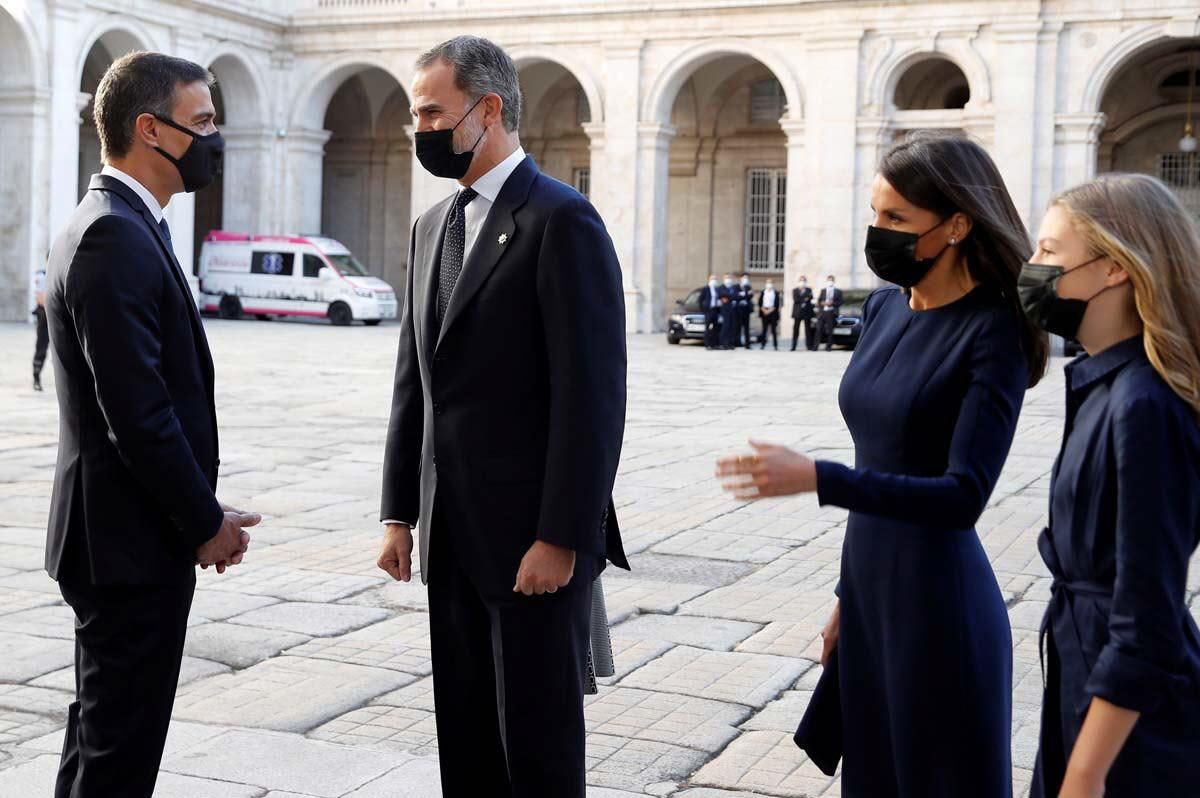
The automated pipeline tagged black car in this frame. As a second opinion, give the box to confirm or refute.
[828,288,871,349]
[667,288,709,344]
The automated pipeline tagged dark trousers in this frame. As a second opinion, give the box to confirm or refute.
[760,314,779,349]
[428,516,594,798]
[792,317,815,350]
[738,310,752,348]
[817,311,837,351]
[56,575,195,798]
[718,305,738,348]
[34,306,49,375]
[704,309,720,348]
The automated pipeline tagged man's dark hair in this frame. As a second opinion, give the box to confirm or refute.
[93,50,213,161]
[416,36,522,132]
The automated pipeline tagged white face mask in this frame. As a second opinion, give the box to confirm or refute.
[827,281,835,289]
[709,280,718,288]
[766,283,774,290]
[741,278,750,286]
[724,279,734,288]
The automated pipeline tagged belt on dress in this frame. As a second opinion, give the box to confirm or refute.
[1037,528,1112,690]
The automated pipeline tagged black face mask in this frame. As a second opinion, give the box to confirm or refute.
[863,220,952,288]
[153,116,224,193]
[1018,256,1107,341]
[414,96,488,180]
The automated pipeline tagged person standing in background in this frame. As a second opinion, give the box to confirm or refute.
[736,273,755,348]
[700,274,721,350]
[759,278,782,350]
[32,267,49,392]
[792,274,815,352]
[719,273,738,350]
[816,274,843,351]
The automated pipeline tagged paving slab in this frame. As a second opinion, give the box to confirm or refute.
[229,601,391,638]
[621,646,808,709]
[183,622,311,669]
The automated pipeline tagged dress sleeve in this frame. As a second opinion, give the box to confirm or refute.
[1084,392,1200,713]
[815,310,1028,529]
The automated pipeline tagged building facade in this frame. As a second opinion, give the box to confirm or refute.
[1,0,1198,330]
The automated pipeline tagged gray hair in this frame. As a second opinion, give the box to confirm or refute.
[416,36,522,132]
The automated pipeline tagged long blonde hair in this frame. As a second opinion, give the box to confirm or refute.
[1053,173,1200,419]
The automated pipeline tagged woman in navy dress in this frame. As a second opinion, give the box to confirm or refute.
[1021,174,1200,798]
[718,133,1047,797]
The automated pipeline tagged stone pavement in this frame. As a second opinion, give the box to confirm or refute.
[1,318,1197,797]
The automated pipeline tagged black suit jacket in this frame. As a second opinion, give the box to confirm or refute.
[699,285,721,314]
[818,287,843,315]
[381,155,629,602]
[45,174,223,586]
[792,287,814,320]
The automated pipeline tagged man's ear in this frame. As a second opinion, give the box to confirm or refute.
[483,93,504,129]
[134,112,161,150]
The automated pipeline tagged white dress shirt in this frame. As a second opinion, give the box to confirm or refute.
[382,146,527,530]
[460,145,526,261]
[101,165,165,223]
[763,288,777,309]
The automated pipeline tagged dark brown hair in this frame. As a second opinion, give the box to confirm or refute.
[880,131,1048,388]
[93,50,212,161]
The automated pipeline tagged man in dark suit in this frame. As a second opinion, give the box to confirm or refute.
[699,274,721,350]
[735,273,754,348]
[376,36,628,797]
[43,52,258,798]
[758,278,783,350]
[816,274,844,351]
[718,273,738,350]
[791,274,815,351]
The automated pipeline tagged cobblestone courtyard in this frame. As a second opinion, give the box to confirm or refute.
[1,318,1195,797]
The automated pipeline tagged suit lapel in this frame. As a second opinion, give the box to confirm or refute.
[415,197,454,360]
[435,157,537,352]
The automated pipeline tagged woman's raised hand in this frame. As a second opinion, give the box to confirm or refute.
[715,439,818,499]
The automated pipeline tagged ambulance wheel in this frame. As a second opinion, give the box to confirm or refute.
[218,295,243,320]
[364,319,382,327]
[255,314,273,321]
[328,302,353,326]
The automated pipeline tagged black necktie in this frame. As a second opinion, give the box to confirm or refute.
[437,188,478,324]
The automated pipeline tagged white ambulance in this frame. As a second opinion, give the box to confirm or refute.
[197,231,398,325]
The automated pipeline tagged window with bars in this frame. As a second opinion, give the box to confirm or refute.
[744,167,787,272]
[750,79,786,124]
[1159,152,1200,224]
[573,167,591,199]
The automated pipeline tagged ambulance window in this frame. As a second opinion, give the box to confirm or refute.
[303,254,325,278]
[251,251,294,276]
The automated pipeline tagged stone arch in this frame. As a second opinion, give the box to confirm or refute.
[204,47,269,128]
[644,39,804,124]
[1079,23,1172,114]
[75,19,157,83]
[291,53,410,132]
[511,48,604,126]
[870,46,987,113]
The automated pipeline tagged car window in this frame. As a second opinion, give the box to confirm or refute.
[251,251,294,276]
[683,289,702,313]
[302,254,325,278]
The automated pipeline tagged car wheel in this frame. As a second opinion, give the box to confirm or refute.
[364,319,382,327]
[328,302,353,326]
[667,332,680,345]
[218,295,242,320]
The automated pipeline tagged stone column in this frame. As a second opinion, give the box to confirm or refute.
[47,0,84,242]
[990,22,1044,228]
[632,122,675,333]
[802,29,863,287]
[1055,112,1107,192]
[581,120,606,206]
[780,118,806,292]
[220,127,273,233]
[284,127,332,235]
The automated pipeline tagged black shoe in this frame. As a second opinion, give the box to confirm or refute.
[33,375,43,392]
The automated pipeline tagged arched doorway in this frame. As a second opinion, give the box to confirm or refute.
[518,60,593,196]
[1097,38,1200,224]
[886,55,972,144]
[318,67,412,291]
[661,56,791,317]
[0,5,39,320]
[78,30,146,200]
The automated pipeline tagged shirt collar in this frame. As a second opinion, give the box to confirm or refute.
[101,164,165,222]
[1065,334,1147,394]
[462,146,526,204]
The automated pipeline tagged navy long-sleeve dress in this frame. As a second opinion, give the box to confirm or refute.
[814,285,1027,798]
[1032,335,1200,797]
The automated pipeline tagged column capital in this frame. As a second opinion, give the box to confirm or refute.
[1056,112,1108,145]
[637,122,676,149]
[778,118,805,141]
[581,121,606,148]
[285,127,333,153]
[603,40,645,61]
[992,20,1046,44]
[75,92,92,115]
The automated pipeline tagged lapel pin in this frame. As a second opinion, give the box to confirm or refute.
[498,233,509,245]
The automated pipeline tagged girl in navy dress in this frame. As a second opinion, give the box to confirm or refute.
[1022,174,1200,798]
[717,133,1047,797]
